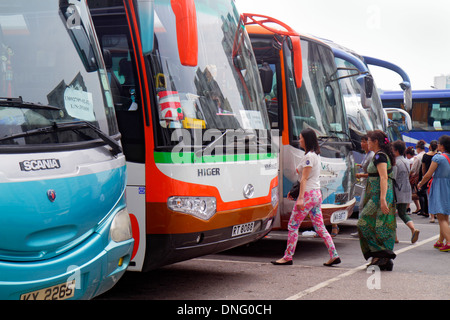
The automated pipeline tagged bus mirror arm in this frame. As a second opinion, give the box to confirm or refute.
[290,36,302,88]
[241,14,302,88]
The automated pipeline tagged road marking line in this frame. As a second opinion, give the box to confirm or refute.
[285,234,439,300]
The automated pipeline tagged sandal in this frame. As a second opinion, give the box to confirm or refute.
[331,225,339,238]
[434,240,445,249]
[411,229,420,244]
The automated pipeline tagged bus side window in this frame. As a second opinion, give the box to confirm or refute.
[262,64,278,129]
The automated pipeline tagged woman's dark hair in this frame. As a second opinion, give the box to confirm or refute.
[416,140,426,150]
[438,135,450,153]
[392,140,406,156]
[367,130,395,166]
[300,128,320,154]
[361,134,368,142]
[429,140,438,152]
[405,146,415,156]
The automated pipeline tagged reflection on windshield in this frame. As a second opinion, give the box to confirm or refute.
[0,0,116,146]
[145,0,268,136]
[335,58,384,133]
[286,39,347,141]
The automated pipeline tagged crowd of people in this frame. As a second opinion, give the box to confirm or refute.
[356,132,450,270]
[271,129,450,272]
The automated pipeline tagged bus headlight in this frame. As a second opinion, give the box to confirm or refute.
[271,186,279,208]
[110,208,133,242]
[168,196,216,220]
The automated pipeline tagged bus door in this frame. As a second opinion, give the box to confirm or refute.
[88,4,147,271]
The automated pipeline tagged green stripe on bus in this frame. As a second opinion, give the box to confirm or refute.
[154,152,277,164]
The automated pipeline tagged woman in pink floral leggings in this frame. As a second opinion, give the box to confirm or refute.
[271,129,341,267]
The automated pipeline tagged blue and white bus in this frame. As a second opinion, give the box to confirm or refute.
[0,0,134,299]
[328,43,412,210]
[329,44,412,157]
[381,89,450,148]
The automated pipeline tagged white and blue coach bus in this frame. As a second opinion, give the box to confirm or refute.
[0,0,133,300]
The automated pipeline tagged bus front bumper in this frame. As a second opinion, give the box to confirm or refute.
[0,214,134,300]
[141,208,276,271]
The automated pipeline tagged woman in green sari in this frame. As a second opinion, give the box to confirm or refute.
[357,130,397,271]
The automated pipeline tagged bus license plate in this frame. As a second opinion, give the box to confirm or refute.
[20,280,76,300]
[330,210,347,224]
[232,222,254,237]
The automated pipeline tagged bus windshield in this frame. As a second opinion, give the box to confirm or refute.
[381,90,450,145]
[285,39,348,142]
[142,0,269,135]
[0,0,118,148]
[335,58,385,133]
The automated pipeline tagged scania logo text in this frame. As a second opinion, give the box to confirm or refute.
[19,159,61,172]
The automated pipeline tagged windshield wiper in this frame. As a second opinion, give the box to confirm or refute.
[329,130,351,140]
[195,129,234,157]
[194,129,273,157]
[0,120,122,156]
[317,133,346,148]
[0,96,61,111]
[317,134,342,143]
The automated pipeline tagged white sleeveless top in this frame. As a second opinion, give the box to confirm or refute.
[296,151,321,191]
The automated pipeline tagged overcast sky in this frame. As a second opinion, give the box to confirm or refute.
[235,0,450,91]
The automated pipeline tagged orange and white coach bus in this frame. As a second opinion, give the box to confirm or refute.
[244,14,356,230]
[88,0,279,271]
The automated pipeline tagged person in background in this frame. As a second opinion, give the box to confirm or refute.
[271,128,341,267]
[405,146,416,214]
[405,146,415,165]
[392,140,420,243]
[356,135,375,196]
[351,135,374,237]
[410,140,426,214]
[357,130,396,271]
[419,140,438,223]
[418,135,450,252]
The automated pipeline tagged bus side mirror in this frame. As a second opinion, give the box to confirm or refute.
[259,62,273,94]
[171,0,198,67]
[357,74,373,108]
[401,82,412,112]
[325,84,336,106]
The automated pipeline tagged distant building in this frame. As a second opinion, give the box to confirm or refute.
[434,75,450,89]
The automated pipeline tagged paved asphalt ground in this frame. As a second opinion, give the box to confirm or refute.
[97,207,449,302]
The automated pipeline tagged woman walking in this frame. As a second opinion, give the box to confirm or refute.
[357,130,397,271]
[417,135,450,251]
[271,128,340,267]
[419,140,438,222]
[392,140,420,243]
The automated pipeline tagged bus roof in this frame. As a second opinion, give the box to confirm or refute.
[381,89,450,100]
